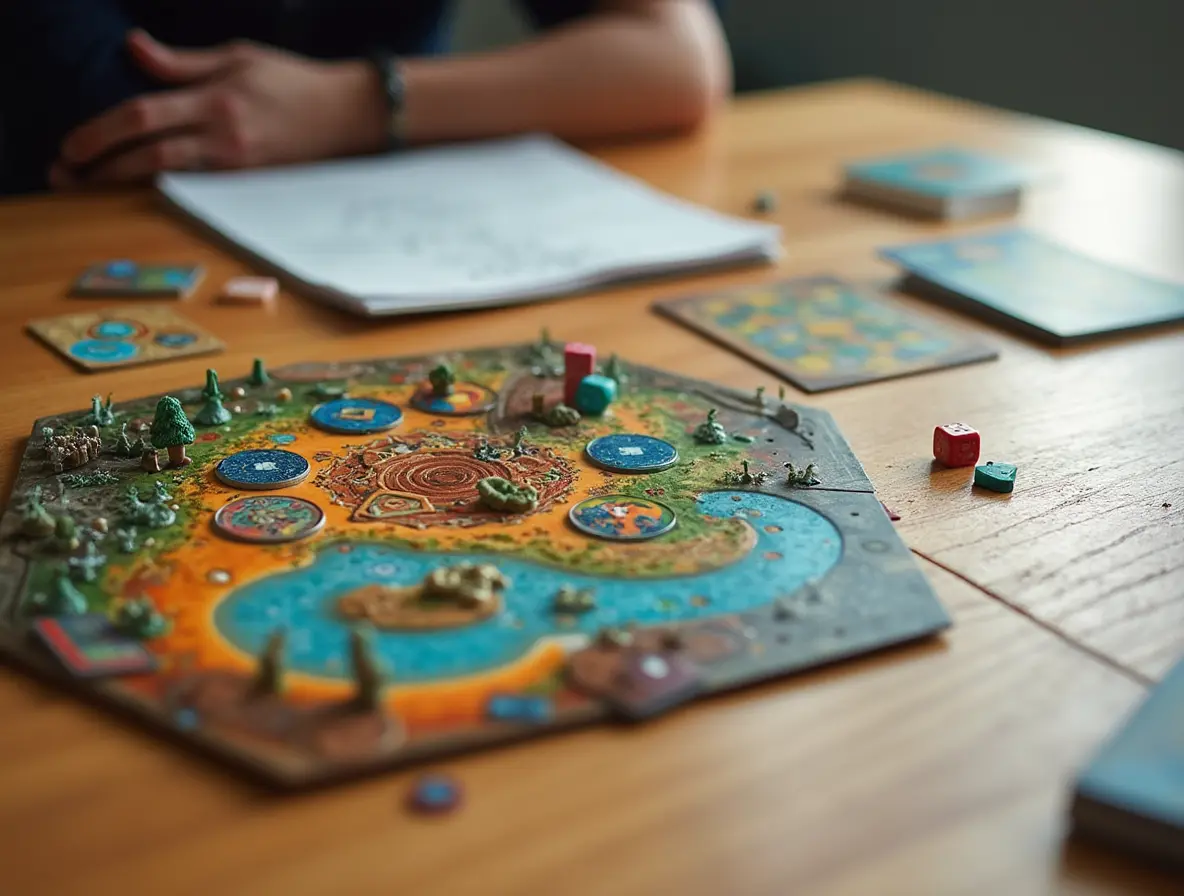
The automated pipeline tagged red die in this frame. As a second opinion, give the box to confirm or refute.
[933,422,980,467]
[564,342,596,405]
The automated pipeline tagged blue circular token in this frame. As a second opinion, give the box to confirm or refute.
[584,433,679,473]
[155,332,197,348]
[215,449,310,490]
[407,773,462,814]
[105,259,137,277]
[309,397,403,434]
[92,320,139,339]
[68,339,139,363]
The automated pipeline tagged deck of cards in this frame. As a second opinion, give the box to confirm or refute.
[843,147,1029,220]
[72,260,204,298]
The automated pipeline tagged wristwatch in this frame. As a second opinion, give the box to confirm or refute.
[367,50,408,150]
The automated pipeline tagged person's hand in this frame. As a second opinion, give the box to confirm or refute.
[51,31,388,187]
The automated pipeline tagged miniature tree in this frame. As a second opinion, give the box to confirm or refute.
[693,409,728,445]
[150,396,196,466]
[248,358,270,387]
[253,629,287,696]
[428,363,455,397]
[20,486,56,538]
[349,628,386,712]
[194,370,232,426]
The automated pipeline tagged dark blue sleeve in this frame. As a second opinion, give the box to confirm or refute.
[0,1,156,194]
[517,0,725,30]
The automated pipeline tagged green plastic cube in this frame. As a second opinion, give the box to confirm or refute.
[575,374,617,415]
[974,461,1017,493]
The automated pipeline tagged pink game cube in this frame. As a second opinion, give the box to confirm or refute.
[933,422,980,467]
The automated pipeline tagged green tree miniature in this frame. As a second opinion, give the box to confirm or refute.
[349,628,386,712]
[113,596,169,640]
[253,629,287,696]
[249,358,270,387]
[20,486,56,538]
[194,370,232,426]
[27,573,89,616]
[428,363,455,397]
[693,409,728,445]
[151,396,197,465]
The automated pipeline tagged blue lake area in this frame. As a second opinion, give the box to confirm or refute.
[213,491,843,682]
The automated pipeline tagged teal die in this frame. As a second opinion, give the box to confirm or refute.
[575,374,617,415]
[974,461,1017,493]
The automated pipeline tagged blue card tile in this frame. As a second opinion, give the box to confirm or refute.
[846,147,1028,197]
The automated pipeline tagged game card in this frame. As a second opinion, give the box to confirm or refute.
[33,614,158,678]
[880,228,1184,344]
[72,260,204,298]
[654,276,998,392]
[28,304,225,372]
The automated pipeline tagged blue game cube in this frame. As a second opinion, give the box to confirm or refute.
[575,374,617,415]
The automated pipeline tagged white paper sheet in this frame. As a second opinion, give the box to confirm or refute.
[158,135,781,316]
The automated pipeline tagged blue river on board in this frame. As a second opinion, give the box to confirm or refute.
[213,491,843,682]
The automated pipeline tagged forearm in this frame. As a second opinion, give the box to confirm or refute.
[400,1,730,143]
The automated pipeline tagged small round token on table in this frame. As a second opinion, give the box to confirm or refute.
[310,397,403,434]
[584,433,679,473]
[409,382,497,416]
[569,494,677,541]
[407,772,463,815]
[213,495,325,543]
[215,449,311,490]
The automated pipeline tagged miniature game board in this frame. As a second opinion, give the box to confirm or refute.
[0,341,949,788]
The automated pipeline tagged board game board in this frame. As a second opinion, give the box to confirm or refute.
[0,341,949,788]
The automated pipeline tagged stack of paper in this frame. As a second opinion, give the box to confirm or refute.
[158,135,781,317]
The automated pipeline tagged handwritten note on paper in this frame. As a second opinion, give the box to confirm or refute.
[159,135,781,316]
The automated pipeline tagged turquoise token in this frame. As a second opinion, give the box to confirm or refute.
[584,434,678,473]
[974,461,1017,493]
[309,398,403,434]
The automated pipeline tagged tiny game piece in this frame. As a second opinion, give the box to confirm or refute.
[783,462,820,488]
[542,403,581,427]
[511,426,530,457]
[19,487,55,539]
[310,382,347,401]
[654,276,997,393]
[476,477,539,513]
[310,397,403,434]
[933,422,980,467]
[123,486,176,528]
[219,276,278,305]
[693,409,728,445]
[112,423,135,458]
[114,527,137,553]
[974,461,1017,494]
[112,596,169,640]
[602,353,627,387]
[485,693,554,725]
[249,358,270,387]
[51,514,80,553]
[584,434,678,473]
[843,147,1027,220]
[194,369,233,426]
[253,629,287,695]
[531,393,545,417]
[880,228,1184,346]
[45,429,102,472]
[574,374,617,416]
[59,470,119,489]
[722,460,769,486]
[67,542,106,583]
[409,381,496,416]
[216,449,311,490]
[563,342,596,405]
[84,394,116,427]
[213,495,326,543]
[33,614,157,678]
[407,773,462,814]
[150,396,196,467]
[26,573,87,616]
[141,448,161,473]
[276,387,293,402]
[751,190,777,214]
[569,495,677,541]
[1072,653,1184,866]
[230,386,247,399]
[428,363,455,397]
[553,585,596,614]
[72,261,204,298]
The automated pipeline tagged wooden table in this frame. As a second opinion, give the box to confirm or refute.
[0,80,1181,896]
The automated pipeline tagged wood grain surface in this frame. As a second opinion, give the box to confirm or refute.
[0,79,1181,894]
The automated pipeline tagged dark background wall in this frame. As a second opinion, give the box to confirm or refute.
[455,0,1184,151]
